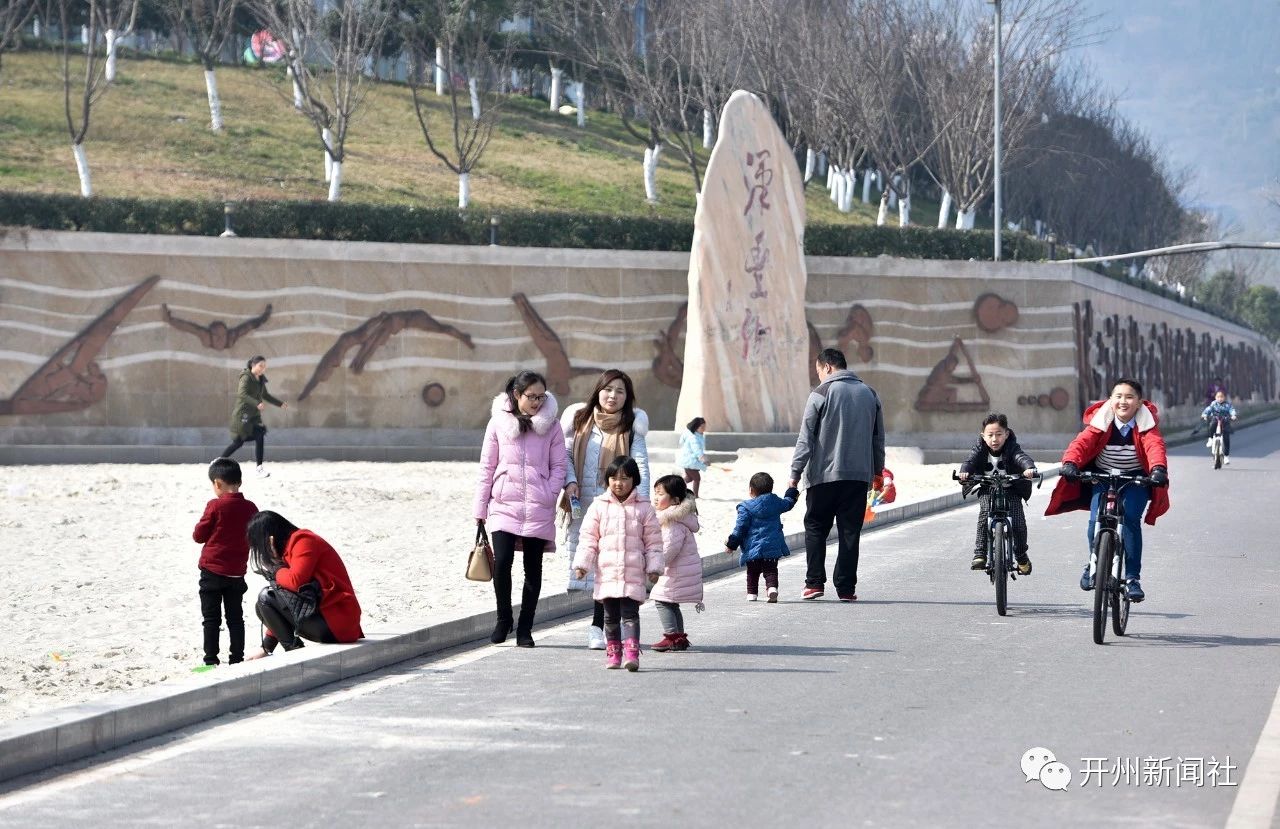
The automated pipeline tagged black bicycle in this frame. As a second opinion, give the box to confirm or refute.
[1076,470,1152,644]
[954,469,1041,616]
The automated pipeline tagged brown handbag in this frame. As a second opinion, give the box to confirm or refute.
[466,524,495,582]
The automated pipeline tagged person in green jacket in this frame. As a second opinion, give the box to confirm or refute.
[220,355,289,478]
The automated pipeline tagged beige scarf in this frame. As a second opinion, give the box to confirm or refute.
[572,409,631,489]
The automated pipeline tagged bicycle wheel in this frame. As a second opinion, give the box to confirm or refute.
[1112,539,1131,636]
[1213,436,1224,469]
[994,522,1008,616]
[1092,532,1115,645]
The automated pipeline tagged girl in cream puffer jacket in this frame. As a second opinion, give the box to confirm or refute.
[572,456,662,670]
[648,475,703,652]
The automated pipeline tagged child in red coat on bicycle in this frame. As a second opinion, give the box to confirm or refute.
[1044,378,1169,602]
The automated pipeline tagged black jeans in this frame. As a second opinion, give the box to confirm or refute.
[804,479,870,595]
[221,423,266,465]
[199,569,247,665]
[490,530,546,633]
[601,597,641,643]
[255,585,335,652]
[974,493,1029,557]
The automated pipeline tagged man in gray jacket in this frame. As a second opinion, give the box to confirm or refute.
[788,348,886,601]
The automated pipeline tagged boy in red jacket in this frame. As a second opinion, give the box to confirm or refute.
[193,458,260,664]
[1045,378,1169,602]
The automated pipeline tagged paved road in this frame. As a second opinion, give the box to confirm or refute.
[2,420,1279,828]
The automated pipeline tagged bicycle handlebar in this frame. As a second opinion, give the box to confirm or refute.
[1075,470,1153,489]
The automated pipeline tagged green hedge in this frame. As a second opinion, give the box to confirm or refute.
[0,191,1050,261]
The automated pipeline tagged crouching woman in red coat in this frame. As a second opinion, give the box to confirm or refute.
[245,511,364,658]
[1044,378,1169,603]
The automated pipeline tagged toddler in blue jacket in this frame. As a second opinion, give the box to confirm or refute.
[724,472,799,603]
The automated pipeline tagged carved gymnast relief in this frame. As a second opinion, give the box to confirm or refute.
[161,303,273,350]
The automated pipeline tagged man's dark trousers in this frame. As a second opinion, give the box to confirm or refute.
[804,480,870,595]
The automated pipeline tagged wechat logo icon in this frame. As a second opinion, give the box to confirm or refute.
[1021,747,1071,791]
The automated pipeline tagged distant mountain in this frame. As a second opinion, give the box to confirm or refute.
[1081,0,1280,243]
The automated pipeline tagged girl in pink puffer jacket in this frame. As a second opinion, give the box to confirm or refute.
[648,475,703,653]
[572,456,663,671]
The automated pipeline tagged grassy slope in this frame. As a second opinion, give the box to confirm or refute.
[0,50,945,224]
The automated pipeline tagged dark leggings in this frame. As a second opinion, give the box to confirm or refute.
[255,586,335,652]
[222,424,265,466]
[683,468,702,497]
[490,530,546,632]
[601,597,641,643]
[746,559,780,594]
[974,493,1029,556]
[592,600,605,629]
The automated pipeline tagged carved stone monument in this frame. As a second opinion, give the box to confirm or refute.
[675,90,810,432]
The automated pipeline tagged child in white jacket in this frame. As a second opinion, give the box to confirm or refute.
[573,456,663,671]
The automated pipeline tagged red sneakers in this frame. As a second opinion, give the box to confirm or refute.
[672,633,690,651]
[838,592,857,602]
[802,587,825,600]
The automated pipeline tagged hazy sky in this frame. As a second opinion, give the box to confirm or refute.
[1079,0,1280,244]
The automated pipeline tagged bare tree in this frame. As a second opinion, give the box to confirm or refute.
[41,0,137,196]
[405,0,515,208]
[161,0,239,132]
[247,0,393,201]
[541,0,707,201]
[0,0,36,78]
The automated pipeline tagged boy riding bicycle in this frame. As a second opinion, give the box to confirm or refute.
[1045,378,1170,603]
[1201,391,1238,464]
[957,413,1038,575]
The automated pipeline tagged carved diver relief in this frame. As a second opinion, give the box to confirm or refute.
[161,303,273,350]
[0,275,160,416]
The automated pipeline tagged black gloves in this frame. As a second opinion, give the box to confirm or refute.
[1060,461,1079,481]
[1149,465,1169,487]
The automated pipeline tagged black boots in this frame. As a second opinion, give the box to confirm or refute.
[490,619,512,644]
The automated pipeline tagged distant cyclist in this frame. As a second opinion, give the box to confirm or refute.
[1201,391,1238,465]
[1045,379,1169,603]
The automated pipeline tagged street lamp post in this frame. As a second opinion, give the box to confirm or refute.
[987,0,1002,262]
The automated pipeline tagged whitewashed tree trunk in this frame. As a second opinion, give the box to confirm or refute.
[702,110,714,148]
[876,191,890,226]
[1034,219,1043,237]
[803,148,815,183]
[576,82,586,127]
[33,16,40,38]
[817,151,827,177]
[549,67,563,111]
[434,46,445,95]
[862,169,874,203]
[80,25,88,45]
[458,171,470,208]
[898,193,910,226]
[288,66,303,110]
[204,69,223,132]
[956,207,976,230]
[72,142,92,197]
[937,190,952,229]
[842,171,856,212]
[643,144,661,203]
[833,168,845,208]
[469,77,480,120]
[829,165,840,203]
[105,30,118,82]
[327,159,342,201]
[322,128,333,182]
[825,163,834,189]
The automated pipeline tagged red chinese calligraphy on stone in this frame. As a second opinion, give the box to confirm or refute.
[740,308,772,363]
[742,149,774,215]
[746,230,770,299]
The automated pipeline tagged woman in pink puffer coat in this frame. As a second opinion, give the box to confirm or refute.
[572,456,663,671]
[648,475,703,653]
[474,370,567,648]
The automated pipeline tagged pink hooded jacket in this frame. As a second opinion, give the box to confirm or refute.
[572,488,663,603]
[474,391,567,544]
[649,497,703,605]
